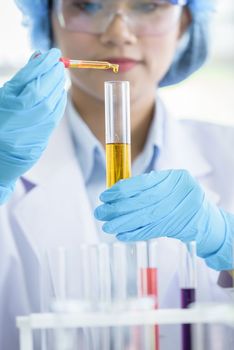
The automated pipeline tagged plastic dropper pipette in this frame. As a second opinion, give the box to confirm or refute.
[60,57,119,73]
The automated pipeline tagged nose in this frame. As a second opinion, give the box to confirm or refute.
[100,14,138,46]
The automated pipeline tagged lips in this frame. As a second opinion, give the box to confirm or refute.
[105,58,140,73]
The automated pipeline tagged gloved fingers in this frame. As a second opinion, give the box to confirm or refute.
[30,74,67,126]
[116,222,162,242]
[116,212,198,242]
[102,205,162,234]
[3,48,62,95]
[13,48,62,85]
[0,77,66,131]
[1,62,65,110]
[114,202,199,242]
[28,50,42,62]
[95,169,194,221]
[18,62,65,108]
[29,88,67,138]
[96,187,175,221]
[101,185,204,235]
[95,186,166,220]
[196,204,228,260]
[0,89,67,155]
[151,190,204,239]
[100,170,172,203]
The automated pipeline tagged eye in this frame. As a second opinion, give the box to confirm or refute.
[70,1,103,14]
[134,1,167,13]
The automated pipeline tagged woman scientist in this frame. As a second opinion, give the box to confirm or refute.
[0,0,233,349]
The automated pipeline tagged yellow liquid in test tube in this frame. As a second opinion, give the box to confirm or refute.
[106,143,131,188]
[71,61,119,73]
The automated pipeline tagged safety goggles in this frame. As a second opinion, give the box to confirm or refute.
[54,0,188,36]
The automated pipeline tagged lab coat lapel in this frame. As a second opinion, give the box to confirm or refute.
[12,113,99,254]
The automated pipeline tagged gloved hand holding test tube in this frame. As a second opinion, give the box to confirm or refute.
[0,49,119,205]
[0,48,67,204]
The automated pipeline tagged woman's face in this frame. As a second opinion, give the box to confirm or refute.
[52,2,189,103]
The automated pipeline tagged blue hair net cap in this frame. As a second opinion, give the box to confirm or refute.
[160,0,216,86]
[15,0,215,86]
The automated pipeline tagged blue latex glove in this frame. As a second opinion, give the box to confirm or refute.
[0,48,67,204]
[95,170,234,270]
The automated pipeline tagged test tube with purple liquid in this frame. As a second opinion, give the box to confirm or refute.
[180,241,197,350]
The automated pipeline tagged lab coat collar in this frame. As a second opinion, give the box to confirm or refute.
[66,97,105,184]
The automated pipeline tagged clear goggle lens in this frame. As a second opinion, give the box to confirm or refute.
[54,0,187,36]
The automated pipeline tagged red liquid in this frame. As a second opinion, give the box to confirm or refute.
[140,268,159,350]
[181,288,196,350]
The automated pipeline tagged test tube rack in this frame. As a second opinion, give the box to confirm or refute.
[17,303,234,350]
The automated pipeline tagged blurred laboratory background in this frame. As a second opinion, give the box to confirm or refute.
[0,0,233,125]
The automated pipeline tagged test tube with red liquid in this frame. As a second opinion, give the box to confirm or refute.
[136,240,159,350]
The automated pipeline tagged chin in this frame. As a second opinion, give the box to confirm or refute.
[70,75,105,101]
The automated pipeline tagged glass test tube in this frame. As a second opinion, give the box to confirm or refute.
[60,57,119,73]
[49,248,80,350]
[112,243,127,350]
[105,81,131,188]
[113,243,127,302]
[98,244,111,350]
[179,241,197,350]
[136,241,159,350]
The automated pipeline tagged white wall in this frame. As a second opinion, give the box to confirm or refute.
[160,0,234,125]
[0,0,31,82]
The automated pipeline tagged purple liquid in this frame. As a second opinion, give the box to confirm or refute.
[181,288,196,350]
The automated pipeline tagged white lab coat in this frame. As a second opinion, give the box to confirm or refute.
[0,100,234,350]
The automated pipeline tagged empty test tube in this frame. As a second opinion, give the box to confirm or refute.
[80,245,101,349]
[105,81,131,188]
[113,243,127,302]
[98,244,111,350]
[98,244,111,305]
[112,243,127,350]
